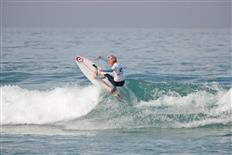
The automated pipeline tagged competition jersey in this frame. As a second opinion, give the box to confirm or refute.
[111,62,125,82]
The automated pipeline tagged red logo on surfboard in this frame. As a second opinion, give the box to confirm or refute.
[76,56,83,62]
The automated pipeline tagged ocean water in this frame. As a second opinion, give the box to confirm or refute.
[1,28,231,154]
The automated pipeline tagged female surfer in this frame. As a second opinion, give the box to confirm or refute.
[96,55,125,94]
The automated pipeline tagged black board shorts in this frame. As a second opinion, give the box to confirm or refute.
[104,74,125,87]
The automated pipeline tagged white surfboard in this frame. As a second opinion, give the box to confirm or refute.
[75,56,121,97]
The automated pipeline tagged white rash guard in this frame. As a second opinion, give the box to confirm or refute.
[111,62,125,82]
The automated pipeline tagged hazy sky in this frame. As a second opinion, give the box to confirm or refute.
[1,0,231,28]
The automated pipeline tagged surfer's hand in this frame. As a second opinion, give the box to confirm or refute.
[98,69,103,72]
[96,55,102,60]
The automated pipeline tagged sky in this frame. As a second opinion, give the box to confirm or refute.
[1,0,231,28]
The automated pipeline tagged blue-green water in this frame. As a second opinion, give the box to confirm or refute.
[1,28,232,154]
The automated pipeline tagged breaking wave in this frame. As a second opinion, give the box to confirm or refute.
[1,80,231,130]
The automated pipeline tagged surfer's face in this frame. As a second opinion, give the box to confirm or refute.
[107,57,114,66]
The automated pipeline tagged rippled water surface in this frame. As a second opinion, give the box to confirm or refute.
[1,28,231,154]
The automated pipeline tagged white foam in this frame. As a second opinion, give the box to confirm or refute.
[137,88,231,112]
[210,88,232,116]
[1,85,100,124]
[136,88,232,127]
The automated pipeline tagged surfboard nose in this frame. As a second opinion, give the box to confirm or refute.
[75,56,84,62]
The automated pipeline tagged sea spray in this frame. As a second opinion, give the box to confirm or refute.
[1,85,100,124]
[1,81,231,129]
[64,82,232,130]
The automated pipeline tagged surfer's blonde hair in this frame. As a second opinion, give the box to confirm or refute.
[108,55,117,63]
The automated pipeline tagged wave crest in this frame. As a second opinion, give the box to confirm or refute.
[1,85,100,124]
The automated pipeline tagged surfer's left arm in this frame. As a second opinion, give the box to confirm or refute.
[101,69,113,72]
